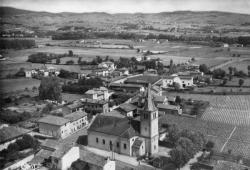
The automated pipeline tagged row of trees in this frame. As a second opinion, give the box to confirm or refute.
[28,50,74,64]
[51,31,250,46]
[0,39,35,49]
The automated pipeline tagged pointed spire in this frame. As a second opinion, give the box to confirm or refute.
[143,83,157,111]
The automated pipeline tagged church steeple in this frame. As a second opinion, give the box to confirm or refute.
[143,83,157,112]
[139,83,159,155]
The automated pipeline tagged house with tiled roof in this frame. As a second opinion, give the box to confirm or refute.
[88,84,159,156]
[38,110,88,139]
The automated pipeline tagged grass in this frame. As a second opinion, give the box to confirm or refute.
[0,78,40,94]
[221,59,250,73]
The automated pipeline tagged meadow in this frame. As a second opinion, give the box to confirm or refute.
[0,78,40,94]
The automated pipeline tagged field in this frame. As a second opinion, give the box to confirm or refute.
[160,114,250,159]
[221,59,250,73]
[164,92,250,126]
[0,78,40,94]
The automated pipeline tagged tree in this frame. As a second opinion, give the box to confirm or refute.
[175,96,182,105]
[173,82,181,91]
[248,65,250,77]
[15,67,25,77]
[66,60,74,65]
[56,57,61,64]
[39,77,62,102]
[105,55,109,61]
[170,147,188,170]
[199,64,209,74]
[228,66,233,75]
[239,79,244,87]
[205,141,215,151]
[68,50,73,56]
[167,124,180,146]
[222,79,227,86]
[177,137,195,159]
[212,69,226,79]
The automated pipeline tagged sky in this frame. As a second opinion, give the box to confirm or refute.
[1,0,250,14]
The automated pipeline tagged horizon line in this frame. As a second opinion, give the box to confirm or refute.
[1,6,250,15]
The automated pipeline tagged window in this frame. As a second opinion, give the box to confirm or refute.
[117,142,119,148]
[154,145,156,150]
[110,141,112,146]
[124,143,127,149]
[102,139,105,145]
[96,138,99,143]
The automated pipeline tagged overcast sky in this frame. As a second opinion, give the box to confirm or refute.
[1,0,250,14]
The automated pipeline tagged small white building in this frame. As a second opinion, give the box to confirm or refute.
[98,61,116,71]
[179,75,194,88]
[51,146,80,170]
[84,87,110,101]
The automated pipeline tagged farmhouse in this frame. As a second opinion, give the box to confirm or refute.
[98,61,116,71]
[80,98,109,114]
[179,75,194,88]
[38,110,88,139]
[84,87,111,101]
[88,86,159,156]
[93,68,111,77]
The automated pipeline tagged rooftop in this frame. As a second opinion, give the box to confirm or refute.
[80,98,108,104]
[125,75,161,85]
[80,149,108,167]
[157,104,179,110]
[153,95,167,102]
[101,110,125,118]
[0,126,30,143]
[110,83,143,88]
[118,103,137,112]
[132,138,144,149]
[143,84,157,112]
[51,144,73,159]
[38,115,70,126]
[89,115,140,139]
[179,75,193,80]
[41,139,60,151]
[64,110,87,122]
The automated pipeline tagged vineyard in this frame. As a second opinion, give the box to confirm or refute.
[160,114,250,159]
[165,93,250,126]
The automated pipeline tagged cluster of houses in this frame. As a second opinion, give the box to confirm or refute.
[25,66,60,78]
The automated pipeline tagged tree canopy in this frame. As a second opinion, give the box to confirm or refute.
[39,77,62,102]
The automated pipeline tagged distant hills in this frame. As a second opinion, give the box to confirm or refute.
[1,6,250,35]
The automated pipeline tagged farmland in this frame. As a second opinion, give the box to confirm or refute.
[159,114,250,159]
[221,59,250,73]
[0,78,40,94]
[164,92,250,126]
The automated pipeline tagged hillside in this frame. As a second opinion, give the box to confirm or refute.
[1,7,250,36]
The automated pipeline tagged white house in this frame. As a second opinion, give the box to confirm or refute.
[179,75,194,88]
[98,61,116,71]
[38,110,88,139]
[51,146,80,170]
[84,87,110,101]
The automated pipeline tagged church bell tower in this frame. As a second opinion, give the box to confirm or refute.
[139,84,159,155]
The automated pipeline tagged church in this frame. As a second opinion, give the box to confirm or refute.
[87,84,159,156]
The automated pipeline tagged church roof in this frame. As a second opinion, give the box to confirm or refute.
[88,115,140,139]
[143,84,157,112]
